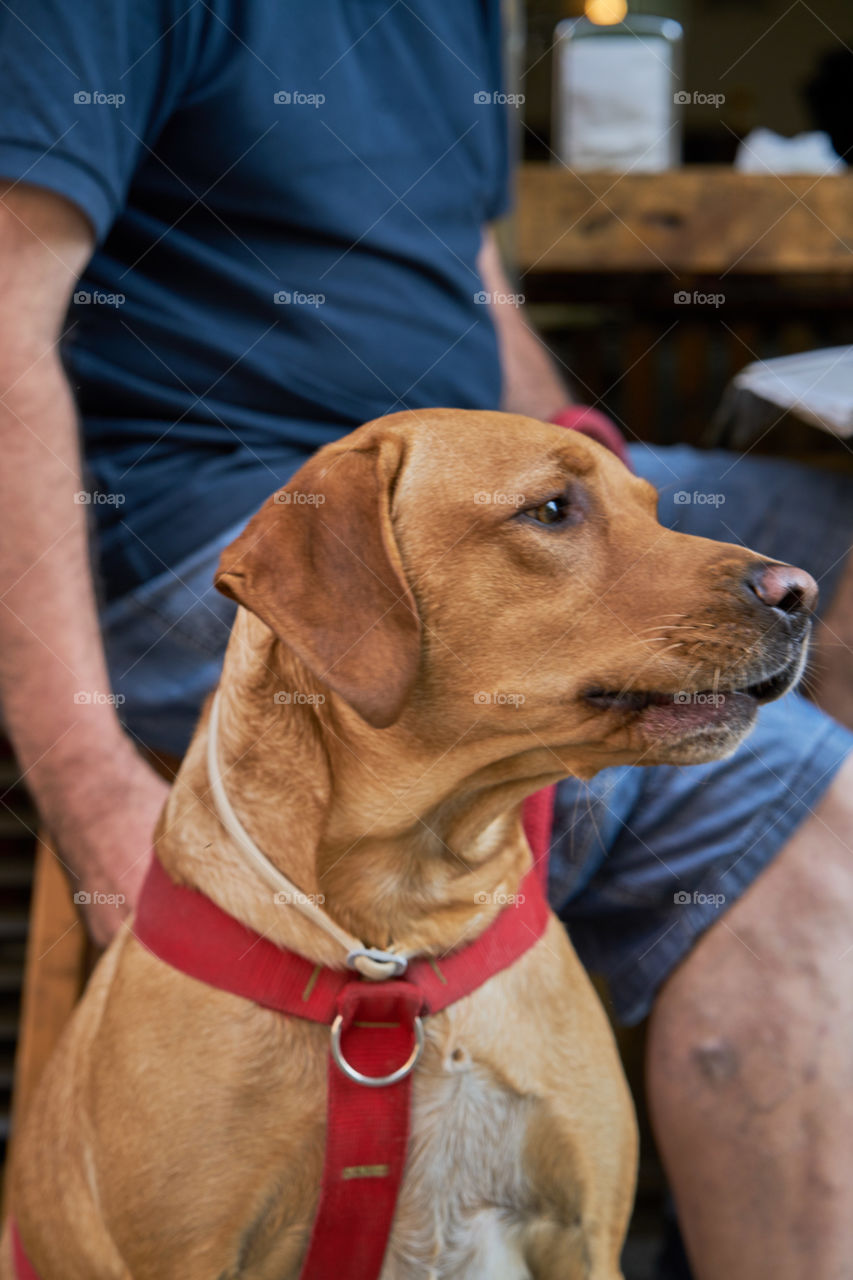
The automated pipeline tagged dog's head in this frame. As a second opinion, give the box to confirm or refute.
[215,410,815,778]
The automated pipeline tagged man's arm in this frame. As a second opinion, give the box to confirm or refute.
[478,227,633,469]
[477,227,572,420]
[0,182,168,945]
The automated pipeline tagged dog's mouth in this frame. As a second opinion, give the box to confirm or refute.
[583,649,805,742]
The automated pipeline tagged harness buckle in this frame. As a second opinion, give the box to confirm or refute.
[345,946,408,979]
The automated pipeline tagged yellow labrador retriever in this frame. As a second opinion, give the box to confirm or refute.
[4,410,815,1279]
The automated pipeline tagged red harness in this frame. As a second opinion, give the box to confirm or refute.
[12,787,555,1279]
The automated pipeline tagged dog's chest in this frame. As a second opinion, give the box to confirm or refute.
[382,1030,537,1280]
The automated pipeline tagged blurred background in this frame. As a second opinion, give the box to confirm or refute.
[505,0,853,457]
[1,5,851,1275]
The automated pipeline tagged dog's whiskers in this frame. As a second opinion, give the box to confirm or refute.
[604,642,688,703]
[636,622,716,635]
[680,655,710,691]
[649,642,687,661]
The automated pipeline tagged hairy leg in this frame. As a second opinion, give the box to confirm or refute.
[646,752,853,1280]
[809,551,853,729]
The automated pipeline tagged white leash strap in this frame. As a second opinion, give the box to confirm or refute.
[206,691,406,981]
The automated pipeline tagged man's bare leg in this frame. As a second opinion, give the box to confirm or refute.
[646,751,853,1279]
[809,551,853,727]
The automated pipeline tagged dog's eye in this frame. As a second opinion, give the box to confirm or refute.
[528,496,570,525]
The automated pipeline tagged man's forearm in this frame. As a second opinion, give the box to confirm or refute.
[0,354,131,818]
[477,229,572,420]
[0,182,170,940]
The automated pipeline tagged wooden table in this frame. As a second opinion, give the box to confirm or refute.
[517,164,853,277]
[513,165,853,447]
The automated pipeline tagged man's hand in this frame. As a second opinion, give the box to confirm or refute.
[38,740,170,947]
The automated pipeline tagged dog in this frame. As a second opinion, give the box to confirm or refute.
[3,409,815,1279]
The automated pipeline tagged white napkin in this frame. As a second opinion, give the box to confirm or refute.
[735,128,846,175]
[726,347,853,438]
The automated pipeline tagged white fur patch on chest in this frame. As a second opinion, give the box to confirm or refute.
[382,1030,536,1280]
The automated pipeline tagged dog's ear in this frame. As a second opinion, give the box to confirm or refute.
[215,439,421,729]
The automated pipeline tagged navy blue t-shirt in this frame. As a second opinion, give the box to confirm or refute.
[0,1,509,597]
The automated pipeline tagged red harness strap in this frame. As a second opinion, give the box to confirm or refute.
[11,787,555,1280]
[10,1221,38,1280]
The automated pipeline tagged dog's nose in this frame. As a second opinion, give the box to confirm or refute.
[745,561,818,617]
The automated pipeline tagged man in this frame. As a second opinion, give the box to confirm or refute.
[1,3,852,1276]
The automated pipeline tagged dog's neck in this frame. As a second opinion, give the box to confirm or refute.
[157,613,564,962]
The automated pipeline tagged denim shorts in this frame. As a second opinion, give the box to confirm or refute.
[101,445,853,1024]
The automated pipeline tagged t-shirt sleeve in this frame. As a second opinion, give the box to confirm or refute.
[0,0,198,242]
